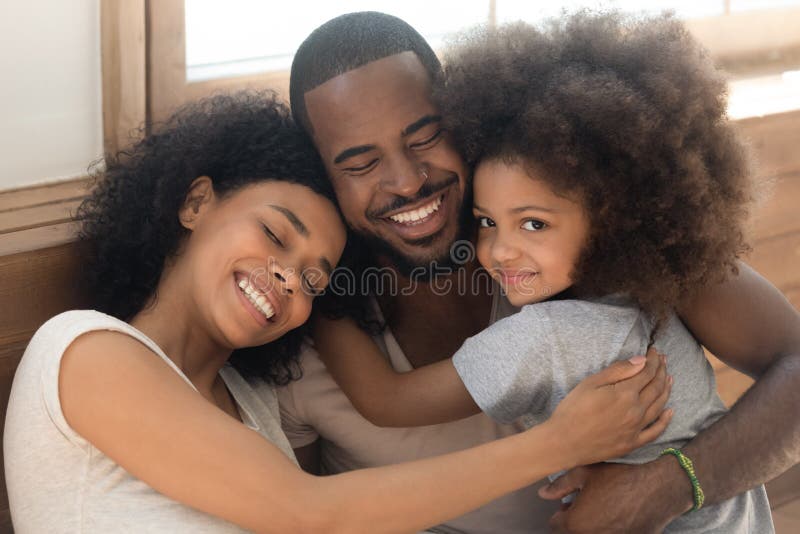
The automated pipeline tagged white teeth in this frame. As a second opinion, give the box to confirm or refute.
[388,195,442,224]
[237,278,276,320]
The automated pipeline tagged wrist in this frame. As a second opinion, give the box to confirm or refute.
[534,420,580,472]
[650,455,696,518]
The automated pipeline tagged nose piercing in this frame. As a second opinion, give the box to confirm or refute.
[419,167,429,180]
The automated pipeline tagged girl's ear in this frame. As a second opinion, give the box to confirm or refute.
[179,176,216,230]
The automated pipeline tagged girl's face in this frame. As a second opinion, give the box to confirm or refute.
[473,159,589,307]
[177,179,346,349]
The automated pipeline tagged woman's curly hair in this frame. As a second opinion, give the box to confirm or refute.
[78,91,336,385]
[437,11,753,317]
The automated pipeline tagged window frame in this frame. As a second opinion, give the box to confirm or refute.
[146,0,290,125]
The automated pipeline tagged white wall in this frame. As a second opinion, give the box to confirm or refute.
[0,0,102,191]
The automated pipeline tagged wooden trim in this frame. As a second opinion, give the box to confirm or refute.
[0,177,90,256]
[0,199,82,235]
[101,0,147,156]
[146,0,186,125]
[0,178,90,213]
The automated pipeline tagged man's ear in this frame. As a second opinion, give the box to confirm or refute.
[179,176,216,230]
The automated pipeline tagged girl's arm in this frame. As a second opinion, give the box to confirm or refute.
[314,315,479,426]
[60,329,671,534]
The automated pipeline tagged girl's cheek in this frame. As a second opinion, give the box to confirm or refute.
[475,236,493,272]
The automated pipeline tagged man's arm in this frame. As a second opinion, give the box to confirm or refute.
[677,263,800,504]
[542,262,800,532]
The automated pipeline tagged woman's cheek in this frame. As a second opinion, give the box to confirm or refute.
[289,299,314,330]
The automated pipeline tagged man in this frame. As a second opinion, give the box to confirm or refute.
[277,11,800,533]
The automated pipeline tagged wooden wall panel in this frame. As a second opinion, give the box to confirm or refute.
[0,243,88,534]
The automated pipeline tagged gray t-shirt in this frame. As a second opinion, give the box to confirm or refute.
[4,310,297,533]
[453,295,774,533]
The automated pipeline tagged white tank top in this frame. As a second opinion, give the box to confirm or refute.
[4,310,296,533]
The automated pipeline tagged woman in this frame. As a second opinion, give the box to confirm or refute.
[4,92,670,533]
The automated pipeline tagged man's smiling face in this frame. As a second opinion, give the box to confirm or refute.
[304,52,469,273]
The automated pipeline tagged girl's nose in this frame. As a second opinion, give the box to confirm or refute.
[490,236,522,265]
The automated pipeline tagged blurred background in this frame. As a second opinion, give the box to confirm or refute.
[0,1,798,532]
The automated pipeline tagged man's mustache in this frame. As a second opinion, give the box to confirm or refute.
[368,172,459,219]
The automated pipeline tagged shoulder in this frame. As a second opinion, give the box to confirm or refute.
[32,309,125,343]
[20,310,136,377]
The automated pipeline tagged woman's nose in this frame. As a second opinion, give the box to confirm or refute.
[271,262,300,296]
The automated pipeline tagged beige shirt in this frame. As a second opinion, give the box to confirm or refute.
[277,293,557,534]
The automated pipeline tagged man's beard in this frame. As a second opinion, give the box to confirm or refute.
[353,183,475,283]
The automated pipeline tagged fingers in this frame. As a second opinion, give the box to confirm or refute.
[617,346,663,392]
[584,355,647,387]
[537,466,589,500]
[641,372,672,427]
[638,353,669,408]
[636,407,674,447]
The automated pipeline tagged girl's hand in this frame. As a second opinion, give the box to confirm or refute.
[546,346,673,468]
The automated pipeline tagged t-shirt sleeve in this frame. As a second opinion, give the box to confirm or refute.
[452,305,557,424]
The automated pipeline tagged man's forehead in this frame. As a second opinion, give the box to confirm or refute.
[304,52,436,146]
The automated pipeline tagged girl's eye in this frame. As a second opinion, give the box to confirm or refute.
[344,159,378,174]
[410,129,444,150]
[261,223,284,247]
[476,216,495,228]
[521,219,547,231]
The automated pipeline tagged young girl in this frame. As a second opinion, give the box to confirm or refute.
[3,91,670,533]
[315,13,774,533]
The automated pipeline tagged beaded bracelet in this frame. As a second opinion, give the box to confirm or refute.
[660,447,705,512]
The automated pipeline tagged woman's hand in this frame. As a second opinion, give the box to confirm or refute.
[546,347,672,468]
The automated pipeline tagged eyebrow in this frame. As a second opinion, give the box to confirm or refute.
[333,144,376,165]
[267,205,308,236]
[402,114,441,137]
[473,203,558,214]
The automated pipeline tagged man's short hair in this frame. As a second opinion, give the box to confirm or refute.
[290,11,442,134]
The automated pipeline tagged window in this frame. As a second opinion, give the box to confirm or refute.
[104,0,800,144]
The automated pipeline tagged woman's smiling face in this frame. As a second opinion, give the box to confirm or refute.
[176,178,346,349]
[473,159,590,307]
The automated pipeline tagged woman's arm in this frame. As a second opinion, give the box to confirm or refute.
[314,315,479,426]
[60,328,670,534]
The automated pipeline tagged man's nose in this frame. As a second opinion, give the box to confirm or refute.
[379,155,427,198]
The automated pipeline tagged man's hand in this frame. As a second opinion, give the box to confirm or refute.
[539,459,693,533]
